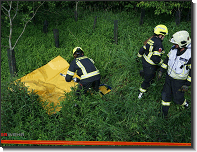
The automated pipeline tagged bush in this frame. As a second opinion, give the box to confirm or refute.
[1,7,191,145]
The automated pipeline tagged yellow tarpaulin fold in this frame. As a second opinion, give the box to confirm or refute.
[18,55,79,114]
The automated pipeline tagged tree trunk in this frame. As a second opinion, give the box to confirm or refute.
[114,20,118,45]
[93,16,97,30]
[175,10,181,26]
[7,49,17,77]
[139,8,145,25]
[43,20,48,34]
[53,29,59,48]
[75,2,78,22]
[186,8,191,22]
[75,10,78,22]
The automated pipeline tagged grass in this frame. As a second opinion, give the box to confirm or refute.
[1,7,191,146]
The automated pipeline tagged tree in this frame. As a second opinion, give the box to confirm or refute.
[1,1,45,77]
[136,1,191,25]
[136,1,191,15]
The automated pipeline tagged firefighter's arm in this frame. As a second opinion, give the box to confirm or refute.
[157,56,169,80]
[66,60,76,82]
[160,55,169,73]
[180,59,191,92]
[185,59,191,86]
[136,46,145,62]
[89,58,95,64]
[160,47,174,72]
[138,46,145,57]
[181,70,191,92]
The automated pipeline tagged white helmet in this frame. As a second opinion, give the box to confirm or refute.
[170,30,191,48]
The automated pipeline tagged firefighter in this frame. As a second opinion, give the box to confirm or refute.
[137,25,168,99]
[65,47,101,96]
[158,30,191,118]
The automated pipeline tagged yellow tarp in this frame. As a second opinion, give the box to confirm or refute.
[18,55,79,114]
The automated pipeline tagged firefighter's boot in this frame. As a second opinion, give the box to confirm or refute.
[138,91,144,99]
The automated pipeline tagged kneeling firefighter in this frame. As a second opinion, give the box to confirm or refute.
[136,24,168,99]
[158,30,191,118]
[65,47,101,96]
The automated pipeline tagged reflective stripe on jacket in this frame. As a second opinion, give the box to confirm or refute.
[75,57,100,80]
[167,44,191,80]
[66,55,100,82]
[139,37,165,66]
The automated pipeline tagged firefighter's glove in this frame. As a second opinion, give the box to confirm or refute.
[157,71,162,80]
[136,57,140,63]
[73,77,80,83]
[180,85,189,92]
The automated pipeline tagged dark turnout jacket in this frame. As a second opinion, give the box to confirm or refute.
[138,36,165,67]
[66,55,100,83]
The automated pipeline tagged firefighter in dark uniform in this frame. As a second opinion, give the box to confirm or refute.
[65,47,101,96]
[158,31,191,118]
[137,25,168,99]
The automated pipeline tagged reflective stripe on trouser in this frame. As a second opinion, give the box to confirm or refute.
[161,100,171,106]
[181,99,188,106]
[139,87,146,93]
[161,100,170,116]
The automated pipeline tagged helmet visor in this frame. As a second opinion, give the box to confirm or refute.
[170,37,178,44]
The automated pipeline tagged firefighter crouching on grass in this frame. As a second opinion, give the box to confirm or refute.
[65,47,101,97]
[136,25,168,99]
[158,30,191,118]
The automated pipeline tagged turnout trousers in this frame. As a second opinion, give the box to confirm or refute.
[140,64,159,92]
[161,74,187,116]
[75,79,100,97]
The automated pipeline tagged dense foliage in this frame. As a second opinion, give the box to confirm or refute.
[1,2,191,146]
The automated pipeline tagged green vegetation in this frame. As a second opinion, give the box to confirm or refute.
[1,4,191,146]
[136,1,191,15]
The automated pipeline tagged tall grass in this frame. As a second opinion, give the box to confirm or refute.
[1,7,191,145]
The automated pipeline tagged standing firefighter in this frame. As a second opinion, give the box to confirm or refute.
[158,31,191,118]
[137,25,168,99]
[65,47,101,97]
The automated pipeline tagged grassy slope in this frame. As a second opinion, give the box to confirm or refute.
[1,8,191,144]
